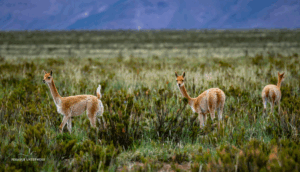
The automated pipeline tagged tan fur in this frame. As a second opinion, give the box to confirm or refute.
[97,92,101,99]
[262,72,285,114]
[43,70,104,133]
[175,72,226,127]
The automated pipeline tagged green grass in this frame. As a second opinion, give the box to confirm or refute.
[0,48,300,171]
[1,30,300,58]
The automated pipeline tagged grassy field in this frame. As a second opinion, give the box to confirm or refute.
[0,30,300,171]
[1,29,300,58]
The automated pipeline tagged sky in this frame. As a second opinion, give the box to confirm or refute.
[0,0,299,30]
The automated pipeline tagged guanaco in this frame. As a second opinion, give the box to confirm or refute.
[175,72,226,127]
[43,70,104,133]
[262,72,285,114]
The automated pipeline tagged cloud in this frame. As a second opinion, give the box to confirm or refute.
[98,5,107,13]
[271,5,299,17]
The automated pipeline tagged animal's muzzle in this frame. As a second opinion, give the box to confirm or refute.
[43,80,45,83]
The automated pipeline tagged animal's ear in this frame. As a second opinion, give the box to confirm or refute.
[278,72,280,76]
[281,72,285,76]
[43,70,47,74]
[182,72,185,78]
[50,70,53,76]
[175,72,178,77]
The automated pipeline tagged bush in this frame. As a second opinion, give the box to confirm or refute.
[98,89,143,149]
[71,140,119,171]
[191,139,300,171]
[24,123,50,158]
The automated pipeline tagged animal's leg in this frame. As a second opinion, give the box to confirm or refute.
[271,100,275,115]
[97,118,102,129]
[87,111,97,128]
[97,115,101,126]
[89,115,97,128]
[218,98,225,121]
[59,115,70,133]
[203,114,207,123]
[216,103,224,129]
[96,111,103,127]
[217,107,222,121]
[218,92,225,121]
[198,113,205,128]
[86,100,98,128]
[98,105,106,128]
[263,97,267,115]
[209,109,216,121]
[208,95,216,120]
[97,115,107,129]
[67,117,72,133]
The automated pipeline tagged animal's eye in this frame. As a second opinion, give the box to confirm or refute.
[48,77,50,79]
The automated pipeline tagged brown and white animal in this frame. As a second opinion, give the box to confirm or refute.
[175,72,226,127]
[43,70,104,133]
[262,72,285,115]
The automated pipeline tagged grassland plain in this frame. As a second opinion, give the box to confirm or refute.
[1,29,300,58]
[0,30,300,171]
[0,52,300,171]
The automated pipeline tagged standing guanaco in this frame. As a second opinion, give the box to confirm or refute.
[262,72,285,114]
[43,70,104,133]
[175,72,225,127]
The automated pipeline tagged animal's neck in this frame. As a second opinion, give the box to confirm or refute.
[47,80,61,104]
[277,78,282,89]
[179,85,194,105]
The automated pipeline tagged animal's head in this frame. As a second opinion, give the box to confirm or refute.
[175,72,185,87]
[43,70,53,84]
[278,72,285,82]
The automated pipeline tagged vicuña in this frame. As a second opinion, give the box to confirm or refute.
[43,70,104,133]
[175,72,226,127]
[262,72,285,114]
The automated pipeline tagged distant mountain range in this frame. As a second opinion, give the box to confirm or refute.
[0,0,299,30]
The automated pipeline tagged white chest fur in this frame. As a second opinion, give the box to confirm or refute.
[55,99,63,115]
[56,104,63,115]
[190,105,196,113]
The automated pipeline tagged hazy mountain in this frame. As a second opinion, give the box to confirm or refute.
[0,0,299,30]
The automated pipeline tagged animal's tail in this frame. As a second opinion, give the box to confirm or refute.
[96,85,102,99]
